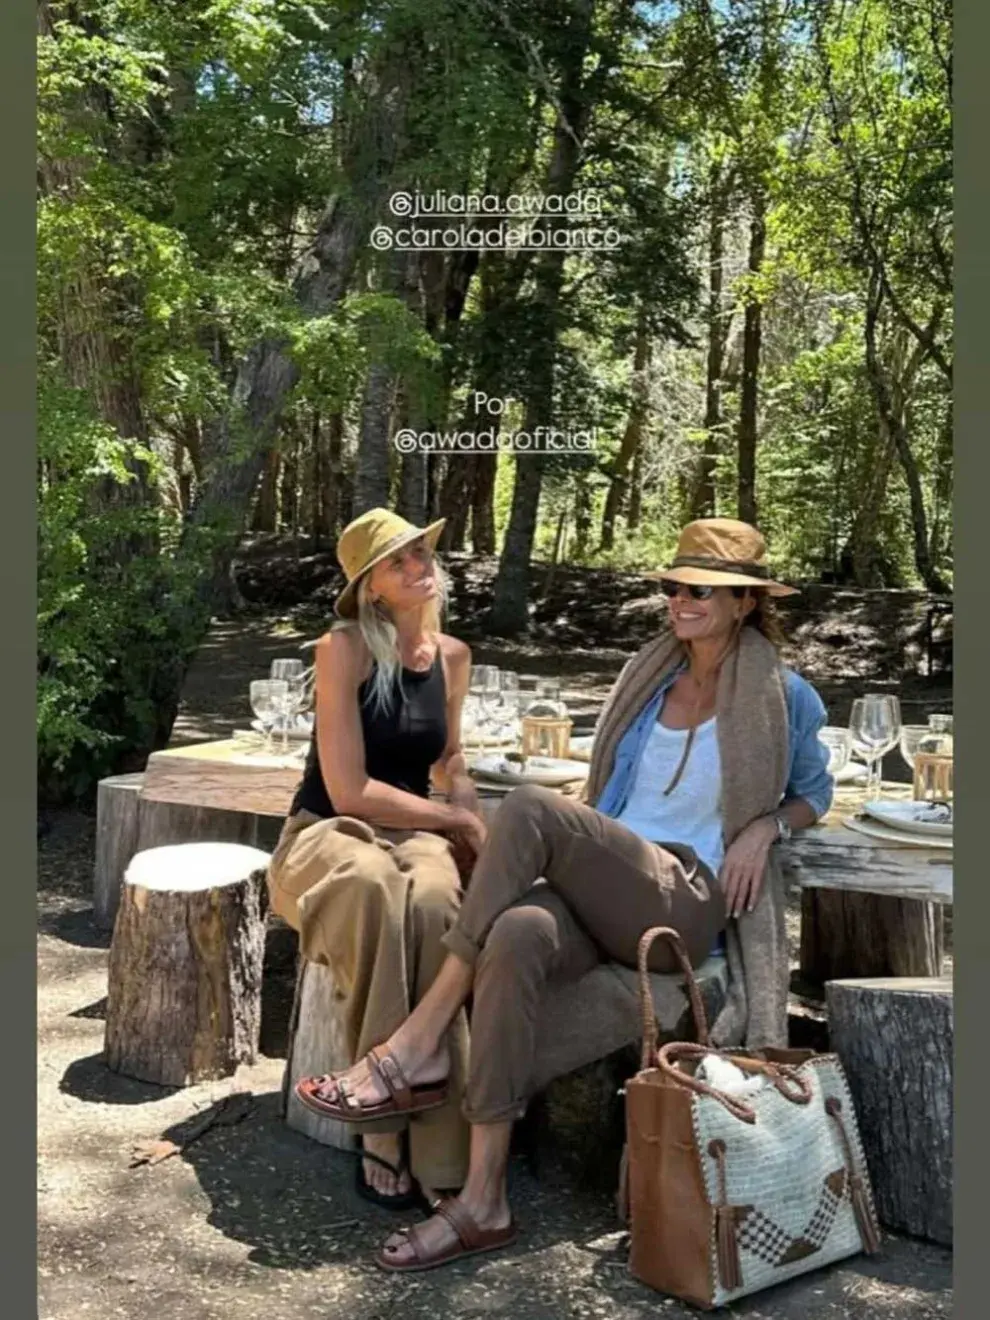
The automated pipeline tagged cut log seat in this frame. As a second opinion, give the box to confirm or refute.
[826,976,953,1246]
[104,842,271,1087]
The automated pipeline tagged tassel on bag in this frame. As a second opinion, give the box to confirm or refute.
[825,1097,881,1254]
[709,1139,744,1291]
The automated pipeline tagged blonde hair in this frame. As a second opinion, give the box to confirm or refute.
[332,556,450,716]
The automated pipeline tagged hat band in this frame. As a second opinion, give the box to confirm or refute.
[669,554,770,580]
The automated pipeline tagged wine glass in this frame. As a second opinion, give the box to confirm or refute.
[469,665,500,744]
[270,659,305,746]
[818,727,852,776]
[250,679,288,754]
[495,671,521,742]
[849,695,901,799]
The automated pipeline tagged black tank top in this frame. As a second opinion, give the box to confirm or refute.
[290,649,448,819]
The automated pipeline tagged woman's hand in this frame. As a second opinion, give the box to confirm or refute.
[720,816,778,919]
[445,805,488,882]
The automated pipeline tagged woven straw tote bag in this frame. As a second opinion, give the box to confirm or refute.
[621,926,881,1309]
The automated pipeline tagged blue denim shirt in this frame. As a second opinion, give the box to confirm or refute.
[594,665,834,825]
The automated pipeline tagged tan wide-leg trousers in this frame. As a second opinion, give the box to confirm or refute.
[447,784,726,1125]
[267,809,470,1190]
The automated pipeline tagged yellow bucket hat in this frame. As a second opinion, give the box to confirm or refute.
[334,507,446,619]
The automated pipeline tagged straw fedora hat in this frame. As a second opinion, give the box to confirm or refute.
[653,518,798,597]
[334,508,446,619]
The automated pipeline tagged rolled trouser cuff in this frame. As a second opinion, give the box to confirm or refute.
[462,1095,529,1126]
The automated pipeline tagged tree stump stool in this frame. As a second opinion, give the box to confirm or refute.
[826,976,953,1246]
[104,842,271,1086]
[93,773,270,930]
[282,960,357,1152]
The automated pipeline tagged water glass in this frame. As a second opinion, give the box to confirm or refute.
[250,679,288,754]
[899,725,931,770]
[818,727,852,776]
[849,695,901,798]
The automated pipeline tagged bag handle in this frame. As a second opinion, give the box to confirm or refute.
[656,1040,814,1123]
[637,925,710,1069]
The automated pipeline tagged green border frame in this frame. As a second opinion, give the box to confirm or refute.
[953,0,985,1309]
[0,0,37,1311]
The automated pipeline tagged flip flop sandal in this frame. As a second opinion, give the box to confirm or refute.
[374,1197,518,1274]
[354,1139,427,1213]
[295,1045,449,1123]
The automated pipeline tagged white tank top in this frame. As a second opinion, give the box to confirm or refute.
[613,715,724,877]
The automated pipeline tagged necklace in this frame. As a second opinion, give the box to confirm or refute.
[660,623,743,797]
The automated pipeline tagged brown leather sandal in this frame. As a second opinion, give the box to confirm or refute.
[374,1197,518,1273]
[294,1045,449,1123]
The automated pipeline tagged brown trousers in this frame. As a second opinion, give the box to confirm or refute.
[269,784,724,1157]
[450,784,725,1124]
[267,810,470,1190]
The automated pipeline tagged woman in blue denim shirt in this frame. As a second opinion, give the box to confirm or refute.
[297,518,833,1273]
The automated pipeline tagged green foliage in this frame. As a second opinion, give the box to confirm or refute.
[38,371,208,800]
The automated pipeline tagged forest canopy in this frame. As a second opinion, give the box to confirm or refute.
[37,0,952,797]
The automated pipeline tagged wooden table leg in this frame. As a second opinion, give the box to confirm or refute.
[799,889,944,987]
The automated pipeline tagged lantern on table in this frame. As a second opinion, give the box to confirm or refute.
[913,714,953,802]
[520,680,572,759]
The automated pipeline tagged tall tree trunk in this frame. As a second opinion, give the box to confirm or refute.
[862,275,948,592]
[489,0,605,634]
[471,456,498,554]
[252,450,280,533]
[185,38,416,602]
[601,307,650,549]
[354,362,396,513]
[736,192,766,525]
[574,474,593,560]
[324,412,344,538]
[627,441,644,531]
[691,166,732,518]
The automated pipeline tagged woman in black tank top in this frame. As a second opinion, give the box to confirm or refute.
[266,508,486,1211]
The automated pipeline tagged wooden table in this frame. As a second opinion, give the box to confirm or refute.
[112,737,951,982]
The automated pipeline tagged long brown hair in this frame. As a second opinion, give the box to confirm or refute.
[738,589,786,649]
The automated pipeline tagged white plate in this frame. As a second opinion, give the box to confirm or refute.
[469,754,589,787]
[842,815,954,850]
[862,799,953,837]
[251,716,313,741]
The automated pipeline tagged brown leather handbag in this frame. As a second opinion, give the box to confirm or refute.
[620,926,880,1310]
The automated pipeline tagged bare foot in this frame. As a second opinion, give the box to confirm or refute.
[311,1037,450,1112]
[361,1132,413,1198]
[379,1192,512,1267]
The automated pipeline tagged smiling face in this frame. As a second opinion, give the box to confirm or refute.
[364,536,439,614]
[665,582,757,645]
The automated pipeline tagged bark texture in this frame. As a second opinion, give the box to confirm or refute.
[826,977,952,1246]
[799,889,944,986]
[105,853,267,1086]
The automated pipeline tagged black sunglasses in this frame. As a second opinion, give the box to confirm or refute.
[659,579,748,601]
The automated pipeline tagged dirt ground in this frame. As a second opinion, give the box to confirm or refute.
[38,606,953,1320]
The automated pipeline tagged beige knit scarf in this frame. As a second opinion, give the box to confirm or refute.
[585,623,790,1048]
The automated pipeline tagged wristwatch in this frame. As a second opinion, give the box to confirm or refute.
[772,813,793,843]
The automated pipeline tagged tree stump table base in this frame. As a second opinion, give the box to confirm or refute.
[104,842,271,1087]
